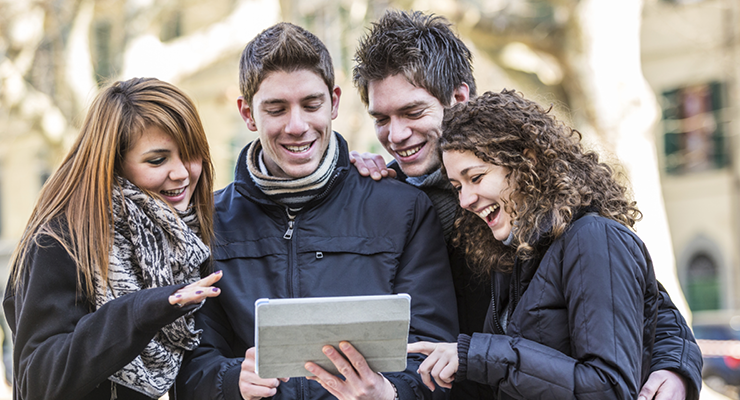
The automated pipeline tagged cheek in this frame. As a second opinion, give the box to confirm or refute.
[189,161,203,185]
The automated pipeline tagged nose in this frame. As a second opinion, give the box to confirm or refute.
[169,158,189,182]
[458,184,478,211]
[285,108,309,135]
[387,117,412,144]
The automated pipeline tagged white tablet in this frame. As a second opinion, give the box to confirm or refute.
[254,293,411,379]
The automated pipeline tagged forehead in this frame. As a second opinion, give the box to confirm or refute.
[254,69,329,103]
[367,74,441,112]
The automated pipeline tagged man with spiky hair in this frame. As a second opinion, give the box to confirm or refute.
[351,9,702,400]
[176,21,458,400]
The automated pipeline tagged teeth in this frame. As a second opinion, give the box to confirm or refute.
[162,187,185,197]
[477,204,499,219]
[285,144,311,153]
[396,144,423,158]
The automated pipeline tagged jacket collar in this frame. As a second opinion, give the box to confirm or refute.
[233,131,351,208]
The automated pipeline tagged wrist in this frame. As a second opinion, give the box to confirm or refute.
[379,373,399,400]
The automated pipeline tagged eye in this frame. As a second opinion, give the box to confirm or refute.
[305,102,322,111]
[147,157,165,166]
[471,174,484,183]
[265,108,285,116]
[451,184,461,193]
[407,110,424,118]
[374,117,389,127]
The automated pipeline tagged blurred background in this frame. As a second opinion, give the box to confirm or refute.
[0,0,739,398]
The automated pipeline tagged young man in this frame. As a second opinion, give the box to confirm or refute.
[176,22,458,400]
[352,10,702,400]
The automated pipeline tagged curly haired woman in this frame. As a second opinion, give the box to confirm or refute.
[408,89,661,400]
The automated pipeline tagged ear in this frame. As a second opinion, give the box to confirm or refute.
[330,85,342,120]
[450,82,470,106]
[237,96,258,132]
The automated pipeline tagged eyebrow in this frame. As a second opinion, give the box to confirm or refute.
[368,100,427,117]
[142,149,171,155]
[458,164,489,177]
[260,92,326,106]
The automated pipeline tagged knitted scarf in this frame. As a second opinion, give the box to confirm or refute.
[94,177,210,398]
[406,168,457,242]
[246,132,339,211]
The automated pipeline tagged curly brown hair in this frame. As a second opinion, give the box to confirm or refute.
[440,89,642,274]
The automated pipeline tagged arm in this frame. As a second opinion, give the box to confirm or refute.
[460,222,657,400]
[4,234,199,399]
[640,283,702,400]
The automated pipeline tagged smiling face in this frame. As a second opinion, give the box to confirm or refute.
[443,150,514,241]
[238,69,341,179]
[121,125,203,211]
[367,74,469,178]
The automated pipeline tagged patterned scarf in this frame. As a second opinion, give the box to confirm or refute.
[94,177,210,398]
[246,131,339,211]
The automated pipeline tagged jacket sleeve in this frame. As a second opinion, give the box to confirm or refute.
[176,293,244,400]
[384,191,459,400]
[3,234,194,400]
[459,221,656,400]
[650,282,703,400]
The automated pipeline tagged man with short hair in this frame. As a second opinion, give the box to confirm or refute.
[177,22,458,400]
[351,9,702,400]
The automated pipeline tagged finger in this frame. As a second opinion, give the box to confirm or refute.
[198,269,224,286]
[321,344,359,382]
[407,341,437,356]
[416,350,440,391]
[430,356,453,389]
[337,341,376,379]
[637,380,659,400]
[305,361,345,398]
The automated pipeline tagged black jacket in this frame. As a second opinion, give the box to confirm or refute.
[391,162,702,400]
[457,214,659,399]
[3,232,196,400]
[176,134,459,400]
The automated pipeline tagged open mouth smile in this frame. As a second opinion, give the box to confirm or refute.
[395,143,424,158]
[161,187,186,197]
[284,143,312,153]
[477,204,500,224]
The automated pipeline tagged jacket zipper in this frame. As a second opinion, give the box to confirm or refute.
[284,208,297,298]
[490,278,504,334]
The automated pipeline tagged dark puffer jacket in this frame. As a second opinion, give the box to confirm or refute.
[457,213,660,400]
[176,133,459,400]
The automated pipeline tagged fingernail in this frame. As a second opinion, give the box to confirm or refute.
[175,294,182,298]
[195,290,203,295]
[216,270,222,275]
[323,347,334,355]
[340,342,350,350]
[212,287,219,292]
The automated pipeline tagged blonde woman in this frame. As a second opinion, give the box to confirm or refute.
[4,77,222,399]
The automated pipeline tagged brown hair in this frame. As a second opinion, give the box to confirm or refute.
[239,22,334,106]
[353,9,476,107]
[10,77,215,298]
[440,89,641,274]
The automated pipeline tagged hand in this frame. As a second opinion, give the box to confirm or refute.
[239,347,289,399]
[407,341,458,391]
[349,151,396,181]
[305,341,396,400]
[168,270,223,307]
[638,369,687,400]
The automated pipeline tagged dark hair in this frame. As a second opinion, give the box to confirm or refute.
[239,22,335,106]
[353,9,476,107]
[440,89,641,274]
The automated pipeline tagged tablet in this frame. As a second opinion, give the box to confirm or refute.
[254,293,411,379]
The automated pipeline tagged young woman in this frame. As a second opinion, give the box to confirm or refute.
[408,90,659,399]
[4,77,222,399]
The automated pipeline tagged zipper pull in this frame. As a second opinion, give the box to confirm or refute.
[283,219,294,240]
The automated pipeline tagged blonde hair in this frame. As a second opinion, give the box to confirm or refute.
[9,77,214,298]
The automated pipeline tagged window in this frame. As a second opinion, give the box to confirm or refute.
[685,253,720,311]
[661,82,728,174]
